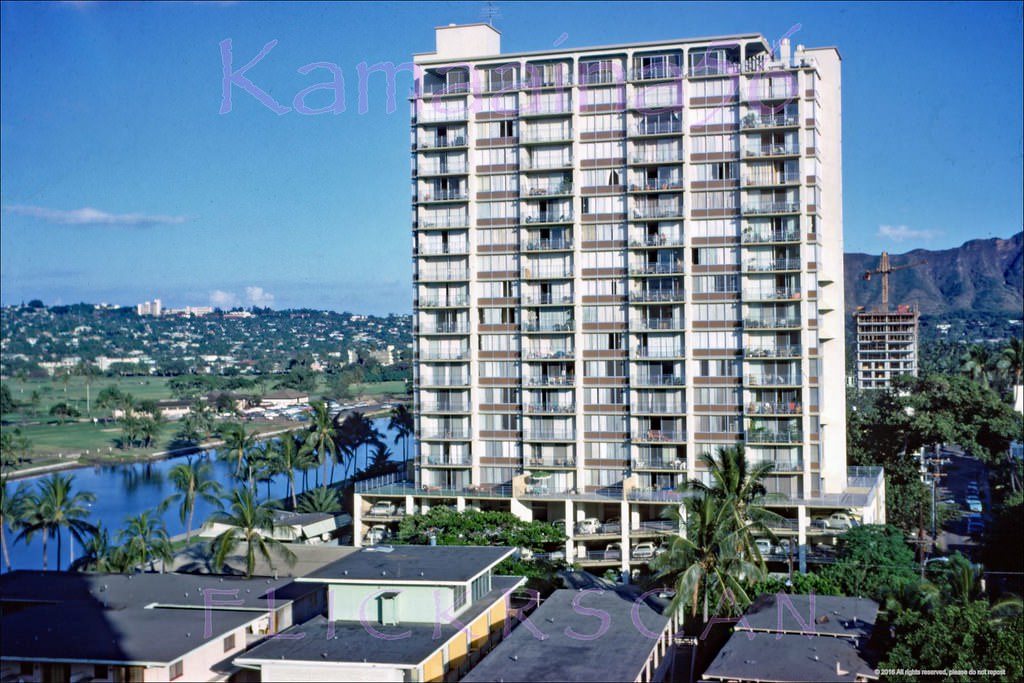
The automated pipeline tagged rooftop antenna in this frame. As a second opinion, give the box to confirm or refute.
[481,1,501,26]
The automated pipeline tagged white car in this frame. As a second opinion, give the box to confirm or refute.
[363,525,389,545]
[822,513,858,530]
[631,542,659,560]
[575,518,601,535]
[369,501,396,516]
[754,538,773,555]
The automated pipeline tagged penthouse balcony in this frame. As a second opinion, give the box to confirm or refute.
[523,211,574,224]
[745,374,802,387]
[524,238,574,252]
[742,317,802,330]
[525,403,576,414]
[632,373,685,386]
[629,288,685,303]
[740,114,799,130]
[629,262,685,276]
[742,201,800,216]
[742,287,801,301]
[741,229,801,244]
[628,63,683,82]
[742,145,799,159]
[743,345,802,359]
[522,321,575,333]
[742,258,801,272]
[634,429,686,444]
[743,172,800,187]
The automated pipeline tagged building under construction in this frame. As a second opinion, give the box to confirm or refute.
[854,252,922,389]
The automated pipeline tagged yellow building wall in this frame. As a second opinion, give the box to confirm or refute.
[423,650,444,683]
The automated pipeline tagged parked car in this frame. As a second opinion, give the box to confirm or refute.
[966,515,986,535]
[575,518,601,535]
[822,512,858,530]
[605,543,623,560]
[966,481,980,496]
[754,538,773,556]
[774,539,793,555]
[601,518,622,534]
[550,518,566,531]
[631,542,661,560]
[363,525,389,546]
[369,501,396,516]
[965,496,983,513]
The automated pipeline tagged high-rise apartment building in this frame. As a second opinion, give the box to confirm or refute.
[854,304,919,389]
[356,24,884,573]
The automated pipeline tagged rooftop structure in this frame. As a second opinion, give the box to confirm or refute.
[355,22,884,576]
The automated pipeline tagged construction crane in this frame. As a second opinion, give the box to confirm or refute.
[863,251,925,310]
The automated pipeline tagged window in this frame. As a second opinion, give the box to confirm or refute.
[484,64,518,92]
[170,660,184,681]
[223,633,236,652]
[453,585,467,611]
[579,59,619,84]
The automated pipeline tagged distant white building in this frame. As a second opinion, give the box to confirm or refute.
[136,299,162,316]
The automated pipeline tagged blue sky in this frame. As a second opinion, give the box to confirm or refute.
[1,1,1021,314]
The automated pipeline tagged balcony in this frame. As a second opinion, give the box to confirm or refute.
[746,429,803,444]
[416,107,469,123]
[420,429,470,440]
[631,122,683,136]
[629,179,684,192]
[752,459,803,473]
[633,456,686,469]
[417,322,469,334]
[631,347,684,360]
[740,115,798,130]
[416,136,467,150]
[742,145,799,158]
[524,239,573,252]
[633,401,685,414]
[742,288,801,301]
[629,235,684,248]
[522,293,573,306]
[634,429,686,443]
[524,375,575,387]
[525,429,576,441]
[629,65,683,82]
[631,206,684,219]
[417,350,468,361]
[421,375,470,387]
[633,374,685,386]
[520,130,574,144]
[741,229,800,244]
[521,158,573,171]
[629,288,684,302]
[630,149,684,164]
[742,318,801,330]
[742,202,799,215]
[745,374,802,386]
[742,258,801,272]
[743,345,801,359]
[688,62,740,77]
[526,403,576,414]
[522,321,574,333]
[418,296,469,307]
[422,455,472,466]
[527,456,576,467]
[524,349,574,360]
[524,212,574,224]
[523,183,573,197]
[746,402,802,415]
[520,102,573,117]
[419,402,470,413]
[630,318,684,331]
[419,189,468,202]
[416,244,468,257]
[629,263,684,275]
[417,216,469,229]
[743,172,800,187]
[522,266,574,279]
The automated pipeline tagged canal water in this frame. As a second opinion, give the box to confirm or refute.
[3,418,413,572]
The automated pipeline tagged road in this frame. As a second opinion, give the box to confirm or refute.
[931,446,989,560]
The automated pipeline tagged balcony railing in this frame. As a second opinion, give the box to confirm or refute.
[746,402,802,415]
[634,429,686,443]
[526,403,576,414]
[416,270,469,283]
[743,172,800,187]
[521,130,574,143]
[633,374,685,386]
[629,289,685,302]
[629,65,683,81]
[524,375,575,386]
[741,229,801,244]
[631,123,683,136]
[521,158,572,171]
[632,207,683,219]
[416,245,468,256]
[631,149,683,164]
[743,258,801,271]
[417,322,469,334]
[742,145,799,158]
[523,183,573,196]
[524,212,574,223]
[629,263,684,275]
[633,456,686,468]
[416,108,469,123]
[522,266,574,279]
[418,296,469,307]
[420,429,470,440]
[423,455,472,465]
[524,349,574,360]
[629,179,684,192]
[743,202,799,215]
[524,239,573,252]
[741,115,798,129]
[746,429,803,443]
[419,189,468,202]
[417,350,468,360]
[688,62,740,77]
[527,456,576,467]
[631,318,684,331]
[743,317,801,329]
[632,347,684,359]
[742,288,800,300]
[522,293,573,305]
[753,459,803,473]
[629,235,684,247]
[419,402,470,412]
[743,345,802,359]
[417,217,469,229]
[421,375,470,386]
[525,429,576,441]
[522,321,574,333]
[634,401,685,413]
[520,102,573,116]
[417,136,467,149]
[745,374,802,386]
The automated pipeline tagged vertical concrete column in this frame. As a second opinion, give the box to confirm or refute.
[797,504,808,574]
[456,496,466,512]
[352,494,363,548]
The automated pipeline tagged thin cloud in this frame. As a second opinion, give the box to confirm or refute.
[4,204,187,227]
[210,290,240,309]
[245,286,275,307]
[877,224,942,243]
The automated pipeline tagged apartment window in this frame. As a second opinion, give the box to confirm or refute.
[698,359,740,377]
[582,112,624,133]
[695,387,741,405]
[691,133,739,154]
[697,415,742,433]
[481,413,520,431]
[690,218,739,238]
[581,222,626,242]
[169,660,184,681]
[693,274,739,293]
[585,441,629,459]
[453,585,467,611]
[692,303,739,321]
[223,633,236,652]
[585,387,627,405]
[584,360,626,377]
[579,59,618,84]
[584,332,625,351]
[585,414,627,432]
[484,64,518,92]
[692,246,738,266]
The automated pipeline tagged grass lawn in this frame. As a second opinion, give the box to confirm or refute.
[347,380,407,397]
[5,375,176,417]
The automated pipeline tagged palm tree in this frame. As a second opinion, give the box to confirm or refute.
[118,510,173,572]
[218,422,258,481]
[651,492,763,624]
[388,403,414,467]
[274,433,312,509]
[305,401,338,490]
[70,523,126,573]
[296,486,341,514]
[997,337,1023,391]
[15,473,96,571]
[336,411,381,476]
[960,344,993,388]
[75,361,101,416]
[209,488,296,579]
[1,479,30,572]
[138,413,165,449]
[163,460,223,545]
